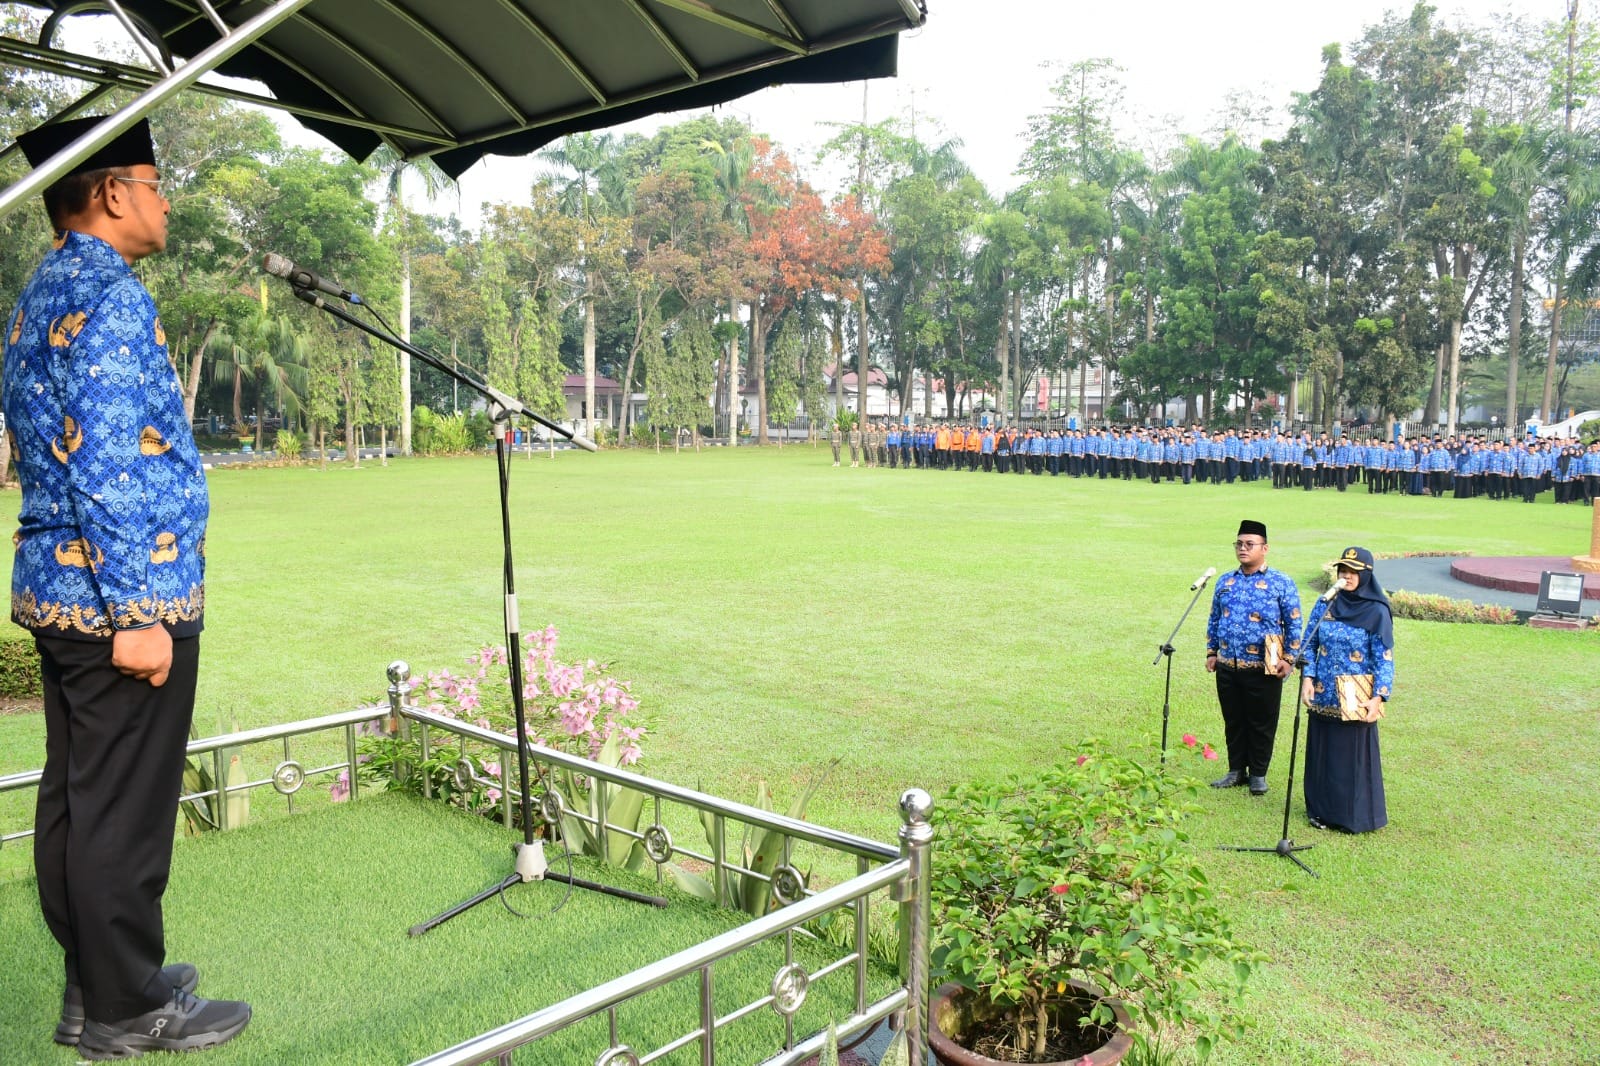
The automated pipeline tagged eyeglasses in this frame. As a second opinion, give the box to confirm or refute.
[116,175,165,197]
[1233,540,1265,550]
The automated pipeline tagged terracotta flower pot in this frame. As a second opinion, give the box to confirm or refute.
[928,981,1133,1066]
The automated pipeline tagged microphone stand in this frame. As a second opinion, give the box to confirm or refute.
[1218,595,1334,878]
[1152,574,1211,765]
[283,287,667,934]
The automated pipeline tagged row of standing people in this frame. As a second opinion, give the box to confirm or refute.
[830,422,1600,504]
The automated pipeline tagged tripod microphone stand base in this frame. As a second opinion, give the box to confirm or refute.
[1219,838,1318,877]
[409,840,669,937]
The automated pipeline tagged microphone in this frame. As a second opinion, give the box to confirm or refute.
[262,253,363,304]
[1189,566,1217,591]
[1321,583,1340,602]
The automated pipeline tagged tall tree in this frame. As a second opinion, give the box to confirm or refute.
[540,132,627,438]
[369,146,454,455]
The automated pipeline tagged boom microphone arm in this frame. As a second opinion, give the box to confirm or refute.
[287,286,595,451]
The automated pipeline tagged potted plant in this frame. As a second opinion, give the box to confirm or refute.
[929,739,1257,1065]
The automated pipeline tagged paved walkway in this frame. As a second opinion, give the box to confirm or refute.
[1378,555,1599,619]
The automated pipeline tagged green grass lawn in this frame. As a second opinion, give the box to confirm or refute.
[2,446,1597,1064]
[0,793,891,1065]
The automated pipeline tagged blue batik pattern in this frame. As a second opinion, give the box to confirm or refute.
[3,231,208,638]
[1206,566,1302,669]
[1300,599,1394,713]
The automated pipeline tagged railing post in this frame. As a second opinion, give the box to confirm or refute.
[387,661,412,788]
[897,788,933,1066]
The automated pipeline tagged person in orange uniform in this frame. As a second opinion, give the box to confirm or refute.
[934,424,952,469]
[964,424,981,470]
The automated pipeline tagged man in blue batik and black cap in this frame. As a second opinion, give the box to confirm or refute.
[1204,519,1302,796]
[4,115,251,1059]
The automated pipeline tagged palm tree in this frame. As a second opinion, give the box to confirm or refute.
[702,136,756,444]
[540,132,626,440]
[369,146,454,456]
[206,284,310,452]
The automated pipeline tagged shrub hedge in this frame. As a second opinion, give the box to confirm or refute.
[0,630,42,699]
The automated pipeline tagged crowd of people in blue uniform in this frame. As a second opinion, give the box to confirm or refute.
[838,422,1600,504]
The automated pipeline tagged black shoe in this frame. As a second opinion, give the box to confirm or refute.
[1209,771,1245,789]
[77,988,250,1060]
[1247,776,1268,796]
[57,964,199,1047]
[1308,815,1331,831]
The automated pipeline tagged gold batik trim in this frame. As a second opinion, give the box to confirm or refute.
[12,584,204,637]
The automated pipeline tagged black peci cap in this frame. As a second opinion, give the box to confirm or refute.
[16,116,156,177]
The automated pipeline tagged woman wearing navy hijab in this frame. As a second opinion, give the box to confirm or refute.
[1299,547,1394,833]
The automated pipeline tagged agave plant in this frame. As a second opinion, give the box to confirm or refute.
[667,758,839,916]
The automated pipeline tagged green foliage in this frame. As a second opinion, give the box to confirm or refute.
[647,314,716,437]
[0,632,41,700]
[180,721,251,835]
[273,428,305,461]
[1387,591,1522,625]
[833,408,858,431]
[1580,418,1600,443]
[805,899,901,968]
[668,758,840,916]
[413,409,472,455]
[931,744,1257,1062]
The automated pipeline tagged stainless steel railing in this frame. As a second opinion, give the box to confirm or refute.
[1,662,933,1064]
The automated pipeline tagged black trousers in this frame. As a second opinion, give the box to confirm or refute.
[1215,664,1283,778]
[34,634,200,1022]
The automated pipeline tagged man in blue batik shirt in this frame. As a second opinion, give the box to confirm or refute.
[4,116,250,1059]
[1204,519,1303,796]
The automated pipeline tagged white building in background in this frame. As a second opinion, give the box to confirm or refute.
[815,364,950,421]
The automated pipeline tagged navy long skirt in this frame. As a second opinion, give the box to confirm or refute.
[1303,713,1387,833]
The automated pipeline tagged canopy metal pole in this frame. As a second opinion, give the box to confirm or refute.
[0,0,315,222]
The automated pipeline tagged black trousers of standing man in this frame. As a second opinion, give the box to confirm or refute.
[1215,664,1283,780]
[34,633,200,1023]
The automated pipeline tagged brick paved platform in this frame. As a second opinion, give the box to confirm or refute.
[1449,556,1600,599]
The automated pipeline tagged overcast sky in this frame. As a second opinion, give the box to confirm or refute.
[262,0,1569,223]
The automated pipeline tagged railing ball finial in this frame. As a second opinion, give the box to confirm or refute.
[387,660,411,685]
[898,787,933,829]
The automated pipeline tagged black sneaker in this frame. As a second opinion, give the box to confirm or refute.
[1209,770,1245,789]
[77,988,250,1060]
[1247,775,1269,796]
[57,963,199,1046]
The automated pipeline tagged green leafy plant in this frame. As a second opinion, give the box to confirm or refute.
[272,428,304,462]
[1387,590,1521,624]
[806,897,901,967]
[931,742,1257,1063]
[180,720,251,834]
[668,758,840,916]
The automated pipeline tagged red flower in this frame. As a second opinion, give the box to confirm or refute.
[1182,733,1198,747]
[1203,744,1218,760]
[1050,884,1070,895]
[1075,754,1089,766]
